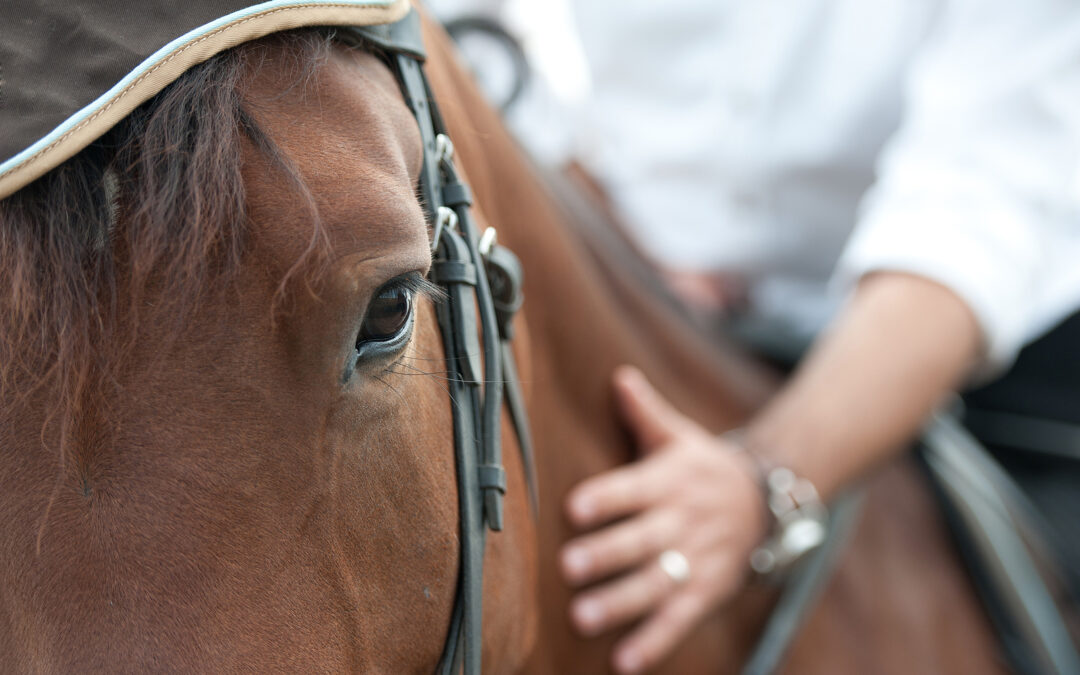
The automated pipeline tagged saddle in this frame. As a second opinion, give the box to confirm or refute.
[942,310,1080,674]
[920,410,1080,675]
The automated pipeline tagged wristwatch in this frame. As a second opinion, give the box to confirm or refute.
[749,465,829,576]
[725,431,830,577]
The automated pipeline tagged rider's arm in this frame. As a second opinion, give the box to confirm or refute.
[559,270,981,674]
[743,270,980,498]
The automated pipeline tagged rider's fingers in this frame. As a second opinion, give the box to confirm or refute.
[564,449,680,527]
[611,591,710,675]
[568,557,678,637]
[561,507,682,586]
[612,365,697,452]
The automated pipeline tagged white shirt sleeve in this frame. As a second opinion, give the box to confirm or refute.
[835,0,1080,374]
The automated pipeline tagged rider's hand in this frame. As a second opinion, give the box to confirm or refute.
[660,268,747,313]
[560,366,768,674]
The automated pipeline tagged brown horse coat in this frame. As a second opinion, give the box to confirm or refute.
[0,11,1002,674]
[0,32,536,672]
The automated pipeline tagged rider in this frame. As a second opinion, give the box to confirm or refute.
[550,2,1080,673]
[433,0,1080,672]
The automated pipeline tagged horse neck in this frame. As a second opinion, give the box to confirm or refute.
[421,18,781,671]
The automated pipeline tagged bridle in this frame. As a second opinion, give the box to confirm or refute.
[343,12,861,675]
[345,11,537,674]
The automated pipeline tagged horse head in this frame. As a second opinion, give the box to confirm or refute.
[0,18,536,673]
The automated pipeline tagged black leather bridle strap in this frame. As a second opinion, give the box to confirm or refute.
[431,225,486,675]
[437,154,508,532]
[344,11,535,674]
[485,242,538,515]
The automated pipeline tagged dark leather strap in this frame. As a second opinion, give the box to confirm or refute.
[433,226,487,674]
[430,260,478,287]
[438,156,507,532]
[483,243,538,515]
[741,492,862,675]
[442,181,473,209]
[501,341,538,516]
[344,7,426,60]
[347,11,536,674]
[921,411,1080,675]
[478,464,508,493]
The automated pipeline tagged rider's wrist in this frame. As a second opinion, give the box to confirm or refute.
[723,429,830,578]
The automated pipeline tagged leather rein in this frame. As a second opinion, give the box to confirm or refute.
[344,11,537,675]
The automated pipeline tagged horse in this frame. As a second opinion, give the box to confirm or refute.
[0,7,1002,674]
[0,23,537,672]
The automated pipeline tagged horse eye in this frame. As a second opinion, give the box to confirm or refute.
[358,284,414,343]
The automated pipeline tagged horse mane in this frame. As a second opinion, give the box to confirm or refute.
[0,30,336,464]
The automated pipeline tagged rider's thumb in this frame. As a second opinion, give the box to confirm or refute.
[612,365,691,453]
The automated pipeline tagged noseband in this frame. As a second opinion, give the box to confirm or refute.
[345,12,536,674]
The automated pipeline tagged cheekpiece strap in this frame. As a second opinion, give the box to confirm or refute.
[345,10,536,675]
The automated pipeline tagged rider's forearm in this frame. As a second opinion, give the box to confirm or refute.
[742,271,982,499]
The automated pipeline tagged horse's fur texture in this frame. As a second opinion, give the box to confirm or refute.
[0,33,330,491]
[0,12,1002,673]
[0,29,536,672]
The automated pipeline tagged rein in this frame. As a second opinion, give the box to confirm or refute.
[345,11,536,674]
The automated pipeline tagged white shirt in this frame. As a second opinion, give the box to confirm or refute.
[424,0,587,165]
[565,0,1080,370]
[432,0,1080,370]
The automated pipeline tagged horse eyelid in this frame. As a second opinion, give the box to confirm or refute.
[341,272,437,383]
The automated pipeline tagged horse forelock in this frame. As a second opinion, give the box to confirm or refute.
[0,30,341,467]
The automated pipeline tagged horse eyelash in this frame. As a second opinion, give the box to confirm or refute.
[399,272,446,304]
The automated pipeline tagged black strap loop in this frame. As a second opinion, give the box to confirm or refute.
[484,243,524,340]
[442,181,473,207]
[431,260,478,286]
[478,464,508,494]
